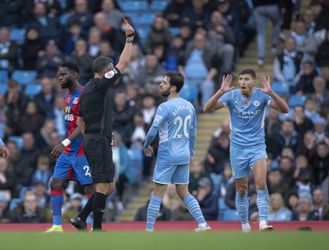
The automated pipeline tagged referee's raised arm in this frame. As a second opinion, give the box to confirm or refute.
[115,19,135,73]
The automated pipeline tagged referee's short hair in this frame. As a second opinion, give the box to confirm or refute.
[92,56,113,73]
[239,69,256,79]
[60,62,80,74]
[166,71,184,92]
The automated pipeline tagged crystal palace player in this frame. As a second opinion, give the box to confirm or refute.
[204,70,289,232]
[45,62,93,233]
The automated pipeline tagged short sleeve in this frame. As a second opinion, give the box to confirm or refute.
[219,91,232,107]
[265,93,272,107]
[152,104,168,128]
[95,66,122,91]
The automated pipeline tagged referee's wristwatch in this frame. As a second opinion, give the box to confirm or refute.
[126,34,134,43]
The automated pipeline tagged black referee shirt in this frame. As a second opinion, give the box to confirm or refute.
[78,67,121,136]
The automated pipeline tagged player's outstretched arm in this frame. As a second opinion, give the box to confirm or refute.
[260,76,289,114]
[115,18,135,73]
[203,74,233,113]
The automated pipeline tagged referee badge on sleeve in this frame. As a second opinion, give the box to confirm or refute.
[105,71,115,79]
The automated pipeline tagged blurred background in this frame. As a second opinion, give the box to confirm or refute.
[0,0,328,224]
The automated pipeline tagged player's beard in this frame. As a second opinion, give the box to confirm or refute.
[161,90,170,97]
[61,79,74,89]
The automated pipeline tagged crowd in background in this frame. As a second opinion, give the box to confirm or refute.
[0,0,328,223]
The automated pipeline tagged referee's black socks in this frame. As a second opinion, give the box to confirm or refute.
[78,193,95,221]
[92,192,107,230]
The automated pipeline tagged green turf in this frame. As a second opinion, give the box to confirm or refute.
[0,232,328,250]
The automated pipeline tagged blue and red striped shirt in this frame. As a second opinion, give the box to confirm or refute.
[63,86,84,156]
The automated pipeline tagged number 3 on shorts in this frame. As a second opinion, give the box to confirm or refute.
[83,165,92,177]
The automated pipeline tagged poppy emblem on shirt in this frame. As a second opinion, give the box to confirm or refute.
[253,100,260,107]
[243,101,249,107]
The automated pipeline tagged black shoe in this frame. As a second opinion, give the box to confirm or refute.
[70,216,87,231]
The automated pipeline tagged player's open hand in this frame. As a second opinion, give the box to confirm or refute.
[219,74,233,93]
[144,146,154,157]
[260,76,273,94]
[51,143,65,160]
[0,146,10,158]
[123,17,135,37]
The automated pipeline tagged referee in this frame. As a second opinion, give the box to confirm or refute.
[70,21,135,231]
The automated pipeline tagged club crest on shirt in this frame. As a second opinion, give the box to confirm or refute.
[105,71,115,79]
[73,97,79,104]
[253,100,260,107]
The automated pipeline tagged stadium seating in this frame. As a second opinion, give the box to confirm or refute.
[10,28,25,45]
[150,0,169,11]
[7,135,23,150]
[25,83,42,97]
[179,81,198,103]
[288,94,305,108]
[0,84,8,95]
[271,81,290,96]
[119,1,149,12]
[222,209,240,221]
[0,70,8,85]
[11,70,37,86]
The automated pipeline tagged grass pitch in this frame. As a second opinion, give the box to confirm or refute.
[0,231,328,250]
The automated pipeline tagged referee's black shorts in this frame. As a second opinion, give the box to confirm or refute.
[83,134,114,183]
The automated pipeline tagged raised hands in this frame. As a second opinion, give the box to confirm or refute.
[123,17,135,37]
[219,74,234,93]
[259,76,273,94]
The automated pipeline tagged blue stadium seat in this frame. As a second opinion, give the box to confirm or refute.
[0,84,8,95]
[9,198,22,210]
[288,95,305,108]
[120,1,149,12]
[140,13,155,26]
[8,135,23,150]
[169,27,180,36]
[271,81,289,96]
[222,209,240,221]
[0,70,8,85]
[12,70,37,86]
[150,0,168,11]
[10,28,25,45]
[25,83,42,97]
[136,27,150,42]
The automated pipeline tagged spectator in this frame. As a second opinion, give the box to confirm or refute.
[274,37,304,92]
[31,154,52,187]
[188,157,209,196]
[291,196,315,221]
[311,76,329,113]
[87,27,102,57]
[18,101,44,135]
[0,193,10,223]
[204,133,229,175]
[5,80,27,136]
[34,77,57,118]
[292,105,314,139]
[112,90,135,147]
[310,188,329,220]
[181,0,209,31]
[163,0,186,27]
[279,156,295,188]
[10,190,47,223]
[36,40,64,78]
[70,39,93,84]
[295,60,318,95]
[63,21,84,56]
[0,0,23,27]
[21,28,45,70]
[286,192,299,213]
[0,27,18,72]
[145,14,171,54]
[0,158,16,201]
[27,3,63,44]
[252,0,281,66]
[101,0,122,29]
[93,12,117,48]
[312,142,329,185]
[268,169,289,200]
[35,119,56,151]
[268,193,292,221]
[66,0,93,37]
[47,95,65,139]
[196,177,218,220]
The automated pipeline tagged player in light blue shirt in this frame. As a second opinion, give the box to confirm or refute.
[204,69,289,232]
[144,71,210,232]
[0,138,9,158]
